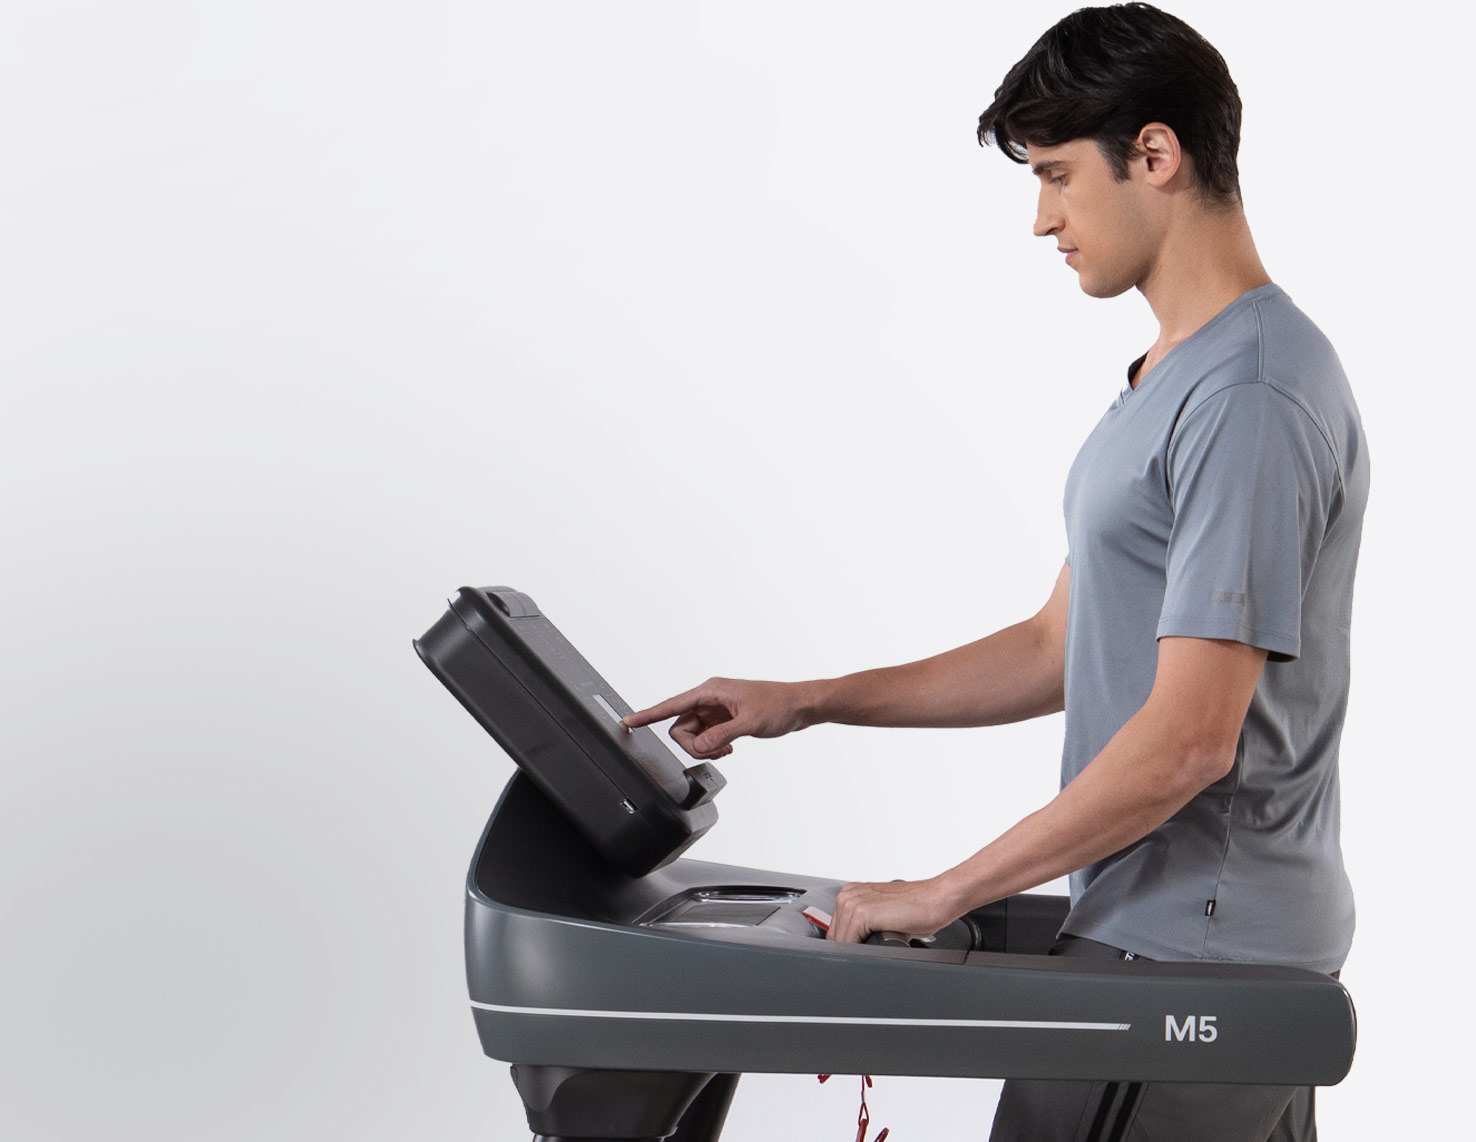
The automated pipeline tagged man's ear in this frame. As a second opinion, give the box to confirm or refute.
[1137,122,1183,188]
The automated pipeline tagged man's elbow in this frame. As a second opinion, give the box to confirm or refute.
[1138,707,1241,800]
[1174,737,1239,793]
[1144,637,1265,798]
[1139,687,1248,797]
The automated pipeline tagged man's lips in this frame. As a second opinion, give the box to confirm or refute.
[1059,247,1079,266]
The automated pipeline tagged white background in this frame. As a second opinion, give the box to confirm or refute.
[1,1,1467,1138]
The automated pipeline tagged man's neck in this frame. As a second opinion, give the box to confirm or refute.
[1131,203,1271,387]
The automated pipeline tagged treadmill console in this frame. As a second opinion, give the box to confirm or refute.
[414,586,725,875]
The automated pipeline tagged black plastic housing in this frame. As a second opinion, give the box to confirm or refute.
[415,586,723,875]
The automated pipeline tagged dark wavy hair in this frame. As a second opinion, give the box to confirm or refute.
[977,4,1243,205]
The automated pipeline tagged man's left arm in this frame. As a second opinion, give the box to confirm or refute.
[827,635,1267,943]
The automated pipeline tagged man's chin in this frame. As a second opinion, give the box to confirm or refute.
[1078,275,1134,300]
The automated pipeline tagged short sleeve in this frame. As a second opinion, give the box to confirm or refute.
[1157,383,1341,662]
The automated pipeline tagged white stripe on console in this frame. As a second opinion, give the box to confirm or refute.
[470,1001,1129,1032]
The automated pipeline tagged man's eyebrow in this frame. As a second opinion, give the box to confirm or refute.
[1031,159,1069,177]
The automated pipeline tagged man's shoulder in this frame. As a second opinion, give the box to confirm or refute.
[1248,287,1348,397]
[1166,285,1365,482]
[1179,285,1354,429]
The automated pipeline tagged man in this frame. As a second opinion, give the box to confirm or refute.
[623,5,1368,1139]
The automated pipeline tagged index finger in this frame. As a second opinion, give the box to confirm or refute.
[620,687,702,730]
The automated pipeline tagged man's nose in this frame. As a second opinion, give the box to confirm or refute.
[1033,190,1061,238]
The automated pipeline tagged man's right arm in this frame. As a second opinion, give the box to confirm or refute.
[621,564,1069,760]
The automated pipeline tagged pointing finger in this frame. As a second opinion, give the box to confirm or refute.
[621,687,703,729]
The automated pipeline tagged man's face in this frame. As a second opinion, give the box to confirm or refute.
[1026,139,1157,299]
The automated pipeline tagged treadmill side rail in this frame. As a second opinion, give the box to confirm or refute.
[465,778,1355,1087]
[467,894,1355,1086]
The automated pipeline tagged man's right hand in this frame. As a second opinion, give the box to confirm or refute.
[620,678,814,761]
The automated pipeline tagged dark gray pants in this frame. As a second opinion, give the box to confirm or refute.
[988,938,1318,1142]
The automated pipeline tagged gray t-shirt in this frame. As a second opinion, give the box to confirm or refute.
[1059,283,1368,973]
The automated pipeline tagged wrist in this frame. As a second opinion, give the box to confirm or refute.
[790,677,835,731]
[933,861,988,918]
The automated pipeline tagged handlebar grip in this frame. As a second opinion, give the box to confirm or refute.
[863,931,916,948]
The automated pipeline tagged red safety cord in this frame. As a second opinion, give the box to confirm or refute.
[817,1074,890,1142]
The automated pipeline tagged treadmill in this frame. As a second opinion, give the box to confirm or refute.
[414,586,1356,1142]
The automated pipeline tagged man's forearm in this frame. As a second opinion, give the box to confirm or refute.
[795,565,1070,731]
[934,707,1225,913]
[827,689,1237,943]
[931,637,1267,916]
[825,637,1268,945]
[621,566,1069,758]
[796,617,1065,730]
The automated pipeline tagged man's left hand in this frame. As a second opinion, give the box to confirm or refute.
[827,876,959,944]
